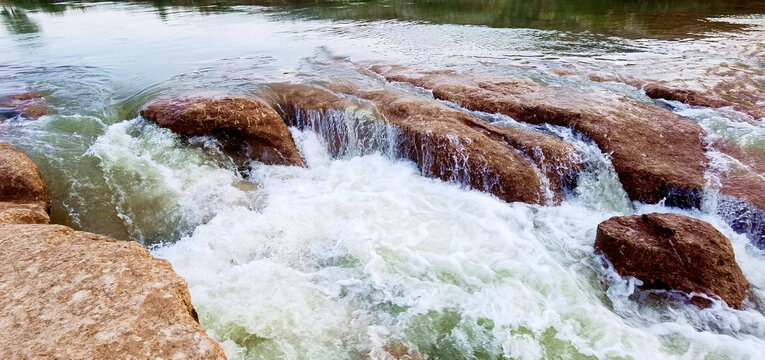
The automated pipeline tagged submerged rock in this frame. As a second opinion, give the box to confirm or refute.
[644,63,765,121]
[645,84,740,113]
[0,142,50,224]
[0,92,48,120]
[595,213,750,309]
[264,84,583,205]
[371,65,709,208]
[383,342,424,360]
[141,95,304,167]
[0,224,227,359]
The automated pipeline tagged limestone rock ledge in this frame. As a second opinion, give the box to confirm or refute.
[0,224,227,359]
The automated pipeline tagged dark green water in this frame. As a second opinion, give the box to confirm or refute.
[5,0,765,37]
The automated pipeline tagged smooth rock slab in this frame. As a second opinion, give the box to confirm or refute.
[0,224,227,359]
[644,63,765,121]
[595,213,750,309]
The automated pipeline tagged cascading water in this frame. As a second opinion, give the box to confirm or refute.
[660,100,765,246]
[143,124,765,359]
[70,95,764,358]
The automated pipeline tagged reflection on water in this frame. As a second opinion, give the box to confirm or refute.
[1,6,39,34]
[4,0,765,38]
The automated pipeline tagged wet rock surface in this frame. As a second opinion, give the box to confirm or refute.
[644,63,765,121]
[263,83,354,157]
[595,213,750,309]
[141,95,305,167]
[0,142,50,224]
[371,65,709,208]
[0,224,227,359]
[710,140,765,247]
[0,92,48,120]
[265,83,583,205]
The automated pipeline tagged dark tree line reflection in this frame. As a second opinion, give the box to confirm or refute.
[2,0,764,38]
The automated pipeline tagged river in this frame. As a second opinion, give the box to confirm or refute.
[1,1,764,359]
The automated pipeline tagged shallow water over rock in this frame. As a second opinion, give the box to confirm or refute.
[1,1,764,359]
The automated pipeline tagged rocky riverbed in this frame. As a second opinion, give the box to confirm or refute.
[1,1,764,359]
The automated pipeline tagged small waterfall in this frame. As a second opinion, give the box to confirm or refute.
[661,99,765,247]
[441,102,633,213]
[148,128,765,359]
[275,97,511,201]
[276,102,398,160]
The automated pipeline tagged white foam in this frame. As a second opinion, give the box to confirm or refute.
[145,128,765,359]
[87,118,258,244]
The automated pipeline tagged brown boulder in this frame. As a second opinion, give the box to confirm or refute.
[0,92,48,120]
[140,95,304,167]
[0,224,227,359]
[0,202,49,224]
[371,65,709,208]
[595,213,750,309]
[264,84,583,205]
[0,142,50,218]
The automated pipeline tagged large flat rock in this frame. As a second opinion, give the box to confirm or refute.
[371,65,709,208]
[0,224,227,359]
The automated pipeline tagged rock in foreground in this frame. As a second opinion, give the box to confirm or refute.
[0,202,49,224]
[141,95,304,167]
[595,213,749,309]
[0,224,227,359]
[0,142,50,224]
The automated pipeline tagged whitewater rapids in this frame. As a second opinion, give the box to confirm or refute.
[84,117,765,359]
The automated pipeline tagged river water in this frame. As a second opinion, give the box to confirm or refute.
[1,1,765,359]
